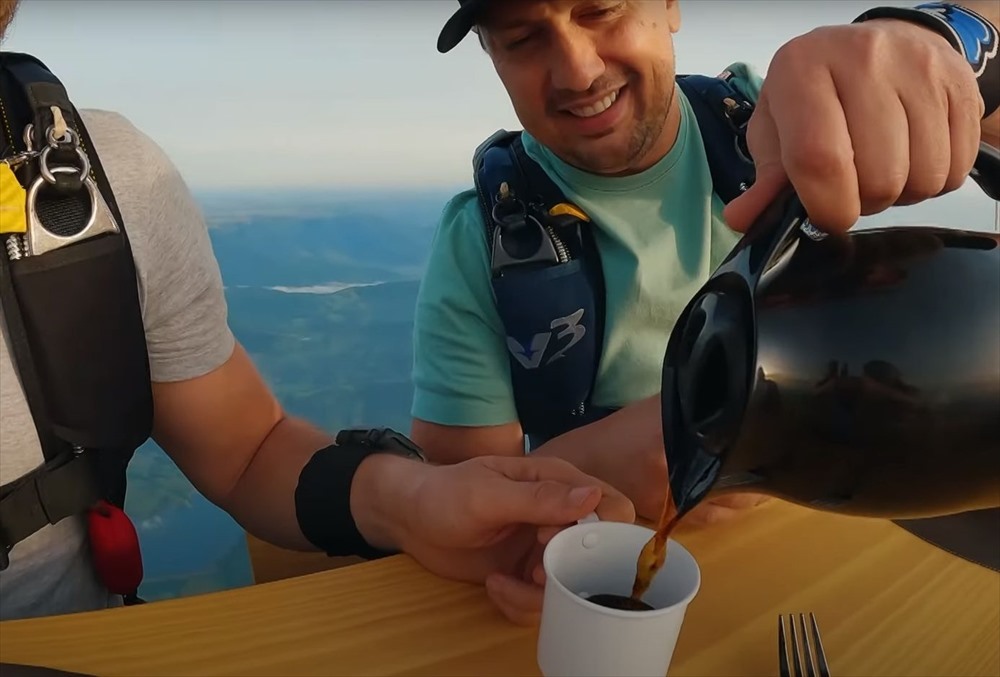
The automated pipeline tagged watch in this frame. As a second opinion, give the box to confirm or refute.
[335,427,428,463]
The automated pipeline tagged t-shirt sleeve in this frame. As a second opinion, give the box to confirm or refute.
[410,191,518,427]
[724,61,764,104]
[92,113,235,383]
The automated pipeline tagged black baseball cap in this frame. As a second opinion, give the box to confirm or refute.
[437,0,490,53]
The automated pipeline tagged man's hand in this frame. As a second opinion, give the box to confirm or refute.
[352,454,634,626]
[724,17,985,234]
[681,492,772,527]
[532,395,770,525]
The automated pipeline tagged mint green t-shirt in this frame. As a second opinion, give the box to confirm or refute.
[412,63,764,427]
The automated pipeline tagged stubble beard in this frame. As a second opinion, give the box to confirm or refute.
[567,65,676,176]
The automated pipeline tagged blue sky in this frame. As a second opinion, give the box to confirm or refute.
[1,0,995,229]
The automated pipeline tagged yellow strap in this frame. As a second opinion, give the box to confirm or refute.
[0,164,28,234]
[549,202,590,222]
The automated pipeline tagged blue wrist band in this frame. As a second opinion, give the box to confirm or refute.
[854,3,999,118]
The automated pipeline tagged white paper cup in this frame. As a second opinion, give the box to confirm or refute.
[537,520,701,677]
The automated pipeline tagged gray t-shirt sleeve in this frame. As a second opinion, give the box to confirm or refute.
[137,143,235,382]
[83,110,235,383]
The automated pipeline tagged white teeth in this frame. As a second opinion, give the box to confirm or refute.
[569,89,620,118]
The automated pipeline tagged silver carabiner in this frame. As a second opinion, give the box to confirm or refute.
[0,149,39,170]
[22,123,35,152]
[38,145,90,185]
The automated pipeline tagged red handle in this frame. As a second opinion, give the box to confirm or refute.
[86,500,143,595]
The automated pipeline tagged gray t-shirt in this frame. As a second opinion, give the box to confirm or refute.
[0,109,235,620]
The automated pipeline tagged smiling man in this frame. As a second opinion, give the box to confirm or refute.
[410,0,999,561]
[462,1,689,179]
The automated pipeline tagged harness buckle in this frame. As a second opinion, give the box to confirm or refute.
[25,166,120,257]
[489,187,561,274]
[490,210,561,274]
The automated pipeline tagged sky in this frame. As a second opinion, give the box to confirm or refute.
[0,0,996,229]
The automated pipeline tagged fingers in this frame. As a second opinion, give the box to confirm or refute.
[531,562,546,586]
[683,493,770,527]
[842,88,911,215]
[485,573,544,626]
[894,80,947,206]
[941,36,981,194]
[723,92,789,232]
[593,487,636,524]
[482,454,597,485]
[707,492,771,510]
[683,503,744,527]
[946,81,984,195]
[478,456,635,527]
[536,525,563,545]
[494,476,604,528]
[725,64,861,234]
[765,65,860,233]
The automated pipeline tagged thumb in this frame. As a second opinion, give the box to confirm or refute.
[723,95,788,233]
[723,164,788,233]
[491,479,603,528]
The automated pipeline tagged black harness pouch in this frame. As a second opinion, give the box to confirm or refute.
[6,231,152,479]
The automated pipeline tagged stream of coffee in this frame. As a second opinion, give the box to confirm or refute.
[630,487,681,602]
[582,486,683,612]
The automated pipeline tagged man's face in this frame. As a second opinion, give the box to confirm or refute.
[480,0,682,176]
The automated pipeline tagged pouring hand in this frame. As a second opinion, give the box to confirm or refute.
[724,14,986,234]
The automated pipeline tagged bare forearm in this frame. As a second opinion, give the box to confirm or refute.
[219,415,333,551]
[532,394,667,520]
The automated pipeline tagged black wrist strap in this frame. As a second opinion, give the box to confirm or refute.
[854,3,1000,119]
[294,442,395,560]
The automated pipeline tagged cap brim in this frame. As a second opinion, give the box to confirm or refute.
[436,1,483,53]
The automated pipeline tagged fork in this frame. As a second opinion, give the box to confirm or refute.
[778,612,831,677]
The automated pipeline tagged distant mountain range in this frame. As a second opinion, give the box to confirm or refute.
[200,188,455,287]
[208,190,449,431]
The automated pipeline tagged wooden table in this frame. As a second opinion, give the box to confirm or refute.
[1,500,997,677]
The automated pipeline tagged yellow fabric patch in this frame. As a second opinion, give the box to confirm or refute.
[0,164,27,234]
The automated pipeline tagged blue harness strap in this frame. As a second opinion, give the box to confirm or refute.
[473,132,608,446]
[472,74,756,448]
[675,72,756,203]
